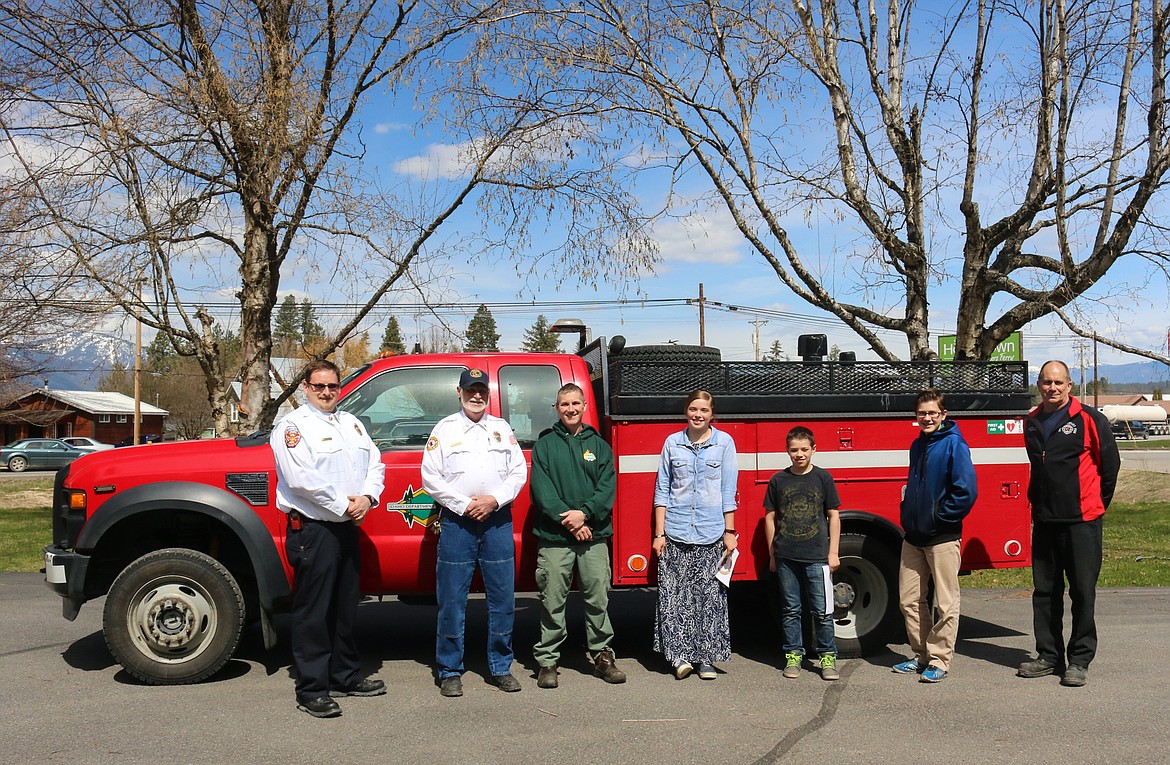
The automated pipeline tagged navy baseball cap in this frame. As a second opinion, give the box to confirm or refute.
[459,368,490,389]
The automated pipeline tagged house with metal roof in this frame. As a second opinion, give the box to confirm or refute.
[1,388,168,445]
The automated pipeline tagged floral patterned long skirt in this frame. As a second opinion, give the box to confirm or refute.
[653,538,731,665]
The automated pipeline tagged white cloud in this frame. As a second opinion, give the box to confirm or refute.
[374,122,409,134]
[652,207,745,266]
[394,141,476,180]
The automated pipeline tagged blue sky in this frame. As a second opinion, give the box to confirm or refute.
[265,101,1170,370]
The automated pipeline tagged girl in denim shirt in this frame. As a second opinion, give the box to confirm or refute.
[651,390,739,679]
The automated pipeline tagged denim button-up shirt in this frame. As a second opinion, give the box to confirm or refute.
[653,426,738,545]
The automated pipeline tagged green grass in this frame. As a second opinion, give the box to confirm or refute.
[0,476,54,572]
[964,498,1170,588]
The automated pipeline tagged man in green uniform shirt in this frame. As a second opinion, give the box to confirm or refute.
[530,383,625,688]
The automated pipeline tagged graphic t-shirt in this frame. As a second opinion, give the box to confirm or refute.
[763,466,841,563]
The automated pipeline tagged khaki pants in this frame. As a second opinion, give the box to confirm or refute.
[898,539,962,671]
[533,540,615,667]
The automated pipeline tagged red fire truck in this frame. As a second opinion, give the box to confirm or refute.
[43,334,1033,684]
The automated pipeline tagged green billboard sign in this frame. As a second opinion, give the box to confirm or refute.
[938,331,1023,361]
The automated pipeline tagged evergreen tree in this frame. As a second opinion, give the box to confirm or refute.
[519,315,562,353]
[273,295,300,342]
[299,298,324,341]
[465,304,500,352]
[380,316,405,354]
[145,332,176,371]
[762,340,786,362]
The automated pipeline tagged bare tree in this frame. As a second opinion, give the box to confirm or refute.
[1,0,652,432]
[476,0,1170,361]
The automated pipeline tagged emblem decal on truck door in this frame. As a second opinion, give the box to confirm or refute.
[387,484,438,528]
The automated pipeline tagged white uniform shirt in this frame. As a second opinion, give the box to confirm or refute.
[271,404,386,522]
[421,409,527,516]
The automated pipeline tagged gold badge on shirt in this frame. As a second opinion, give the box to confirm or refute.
[426,436,438,451]
[583,449,596,462]
[284,424,302,448]
[493,431,502,443]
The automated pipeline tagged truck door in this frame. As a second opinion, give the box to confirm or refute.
[339,364,465,592]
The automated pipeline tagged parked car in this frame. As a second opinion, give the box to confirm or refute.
[1111,421,1150,440]
[1,439,87,472]
[114,434,163,447]
[60,437,115,452]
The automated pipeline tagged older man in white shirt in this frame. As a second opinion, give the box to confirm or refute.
[421,368,527,697]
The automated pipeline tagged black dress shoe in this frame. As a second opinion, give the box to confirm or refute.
[331,678,386,697]
[297,696,341,718]
[492,673,522,692]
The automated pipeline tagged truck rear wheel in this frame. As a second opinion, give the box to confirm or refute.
[103,548,245,685]
[832,532,902,658]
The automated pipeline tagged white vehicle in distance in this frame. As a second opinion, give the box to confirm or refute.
[60,437,115,452]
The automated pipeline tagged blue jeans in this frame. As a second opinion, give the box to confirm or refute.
[776,559,836,656]
[435,507,516,678]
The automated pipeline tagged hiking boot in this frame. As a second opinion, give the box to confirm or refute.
[297,695,341,718]
[537,665,559,689]
[1017,657,1060,678]
[919,665,947,683]
[439,676,463,697]
[782,652,802,679]
[492,673,522,692]
[1061,665,1088,687]
[330,678,386,697]
[697,663,717,680]
[891,659,924,674]
[593,649,627,684]
[673,660,693,679]
[819,653,840,681]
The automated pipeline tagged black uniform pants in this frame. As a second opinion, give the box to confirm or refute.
[286,518,362,700]
[1031,517,1103,669]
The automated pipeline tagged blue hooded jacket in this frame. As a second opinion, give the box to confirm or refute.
[900,420,978,547]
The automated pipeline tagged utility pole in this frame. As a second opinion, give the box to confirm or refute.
[1093,334,1099,408]
[751,317,769,361]
[133,279,143,446]
[697,283,706,346]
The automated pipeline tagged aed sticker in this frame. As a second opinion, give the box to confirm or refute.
[987,419,1024,435]
[1004,418,1025,435]
[387,484,439,529]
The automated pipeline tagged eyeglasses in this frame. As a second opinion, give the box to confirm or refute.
[915,410,943,419]
[306,382,340,392]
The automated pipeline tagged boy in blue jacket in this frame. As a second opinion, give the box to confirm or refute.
[892,389,978,683]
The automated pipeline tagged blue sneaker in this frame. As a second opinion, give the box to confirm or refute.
[892,659,924,674]
[919,665,947,683]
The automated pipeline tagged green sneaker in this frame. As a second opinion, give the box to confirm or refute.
[782,652,802,679]
[819,653,840,681]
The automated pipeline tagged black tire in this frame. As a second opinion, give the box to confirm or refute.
[7,455,27,472]
[103,548,245,685]
[832,532,902,658]
[616,344,721,364]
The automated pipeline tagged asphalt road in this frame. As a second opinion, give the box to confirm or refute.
[3,573,1168,765]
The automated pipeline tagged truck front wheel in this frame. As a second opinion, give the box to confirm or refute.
[832,532,902,658]
[103,548,245,685]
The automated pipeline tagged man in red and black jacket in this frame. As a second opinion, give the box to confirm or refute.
[1018,360,1120,688]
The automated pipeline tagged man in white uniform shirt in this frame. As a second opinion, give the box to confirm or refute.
[271,360,386,718]
[421,368,528,697]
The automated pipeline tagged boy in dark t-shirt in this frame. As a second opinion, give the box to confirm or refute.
[764,426,841,680]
